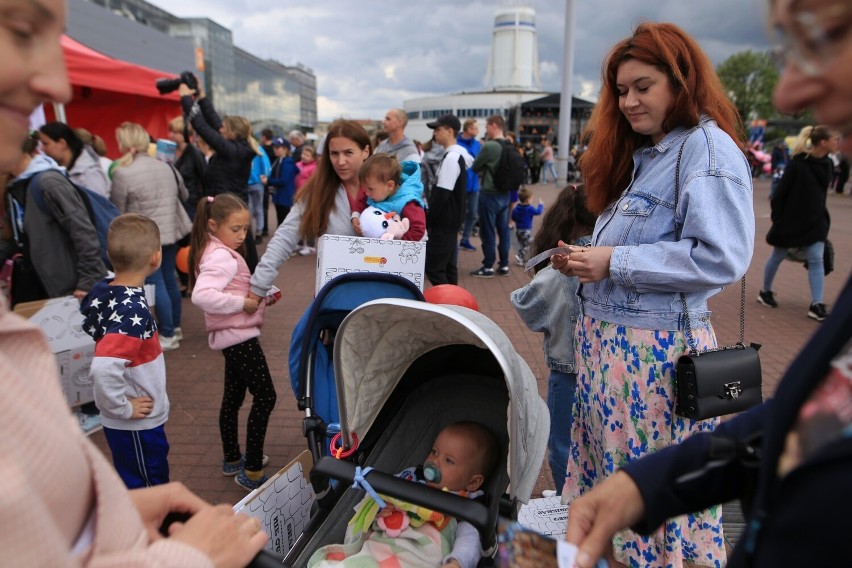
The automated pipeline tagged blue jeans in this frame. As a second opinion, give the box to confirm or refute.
[146,243,181,337]
[547,370,576,494]
[478,192,511,269]
[461,191,479,242]
[763,242,824,303]
[541,160,558,184]
[247,183,265,236]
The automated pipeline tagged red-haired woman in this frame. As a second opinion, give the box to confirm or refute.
[551,22,754,567]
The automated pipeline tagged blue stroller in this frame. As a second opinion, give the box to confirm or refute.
[288,273,425,463]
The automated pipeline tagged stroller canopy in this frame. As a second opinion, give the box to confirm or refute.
[333,298,549,502]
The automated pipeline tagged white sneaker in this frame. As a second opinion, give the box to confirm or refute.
[159,334,180,351]
[298,246,316,256]
[541,489,557,498]
[173,327,183,341]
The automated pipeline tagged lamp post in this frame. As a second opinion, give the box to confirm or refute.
[556,0,576,185]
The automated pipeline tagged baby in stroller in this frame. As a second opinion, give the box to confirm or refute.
[308,421,500,568]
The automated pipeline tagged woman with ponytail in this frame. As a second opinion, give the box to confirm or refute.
[38,121,111,197]
[759,125,839,320]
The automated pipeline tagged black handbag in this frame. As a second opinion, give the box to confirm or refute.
[670,136,763,420]
[9,253,48,307]
[798,238,834,276]
[674,287,763,420]
[823,239,834,276]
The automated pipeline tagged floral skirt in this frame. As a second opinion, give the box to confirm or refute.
[562,316,726,568]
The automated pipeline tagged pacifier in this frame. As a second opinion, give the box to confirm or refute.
[422,462,441,484]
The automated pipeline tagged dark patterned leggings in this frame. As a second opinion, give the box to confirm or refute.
[221,337,277,472]
[516,228,533,263]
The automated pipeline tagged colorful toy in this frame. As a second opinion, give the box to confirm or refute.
[360,206,409,240]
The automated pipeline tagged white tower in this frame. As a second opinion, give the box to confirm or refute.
[484,0,541,92]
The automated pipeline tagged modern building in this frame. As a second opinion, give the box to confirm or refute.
[404,0,592,148]
[70,0,317,134]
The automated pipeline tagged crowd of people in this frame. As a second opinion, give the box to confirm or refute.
[0,0,850,566]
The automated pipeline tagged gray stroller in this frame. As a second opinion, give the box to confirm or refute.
[282,298,550,566]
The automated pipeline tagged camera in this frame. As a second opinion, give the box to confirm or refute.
[156,71,199,95]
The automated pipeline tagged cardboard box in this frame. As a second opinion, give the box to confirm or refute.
[14,296,96,408]
[517,496,569,538]
[233,451,316,556]
[316,234,426,294]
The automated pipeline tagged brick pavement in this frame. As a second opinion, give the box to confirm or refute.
[88,178,851,507]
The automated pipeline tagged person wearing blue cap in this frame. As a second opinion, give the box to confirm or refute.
[264,137,297,228]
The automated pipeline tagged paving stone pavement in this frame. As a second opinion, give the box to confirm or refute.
[88,178,852,512]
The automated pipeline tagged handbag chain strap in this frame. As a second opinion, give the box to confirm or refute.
[673,135,746,354]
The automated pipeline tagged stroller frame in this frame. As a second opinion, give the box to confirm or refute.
[290,273,424,463]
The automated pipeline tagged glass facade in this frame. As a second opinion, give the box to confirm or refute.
[285,65,318,130]
[82,1,317,134]
[408,108,507,120]
[421,109,453,120]
[217,46,301,131]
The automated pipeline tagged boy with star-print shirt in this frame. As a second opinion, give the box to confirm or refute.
[80,214,170,488]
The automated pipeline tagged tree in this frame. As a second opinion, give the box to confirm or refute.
[716,50,779,121]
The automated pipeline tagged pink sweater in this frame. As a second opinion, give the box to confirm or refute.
[295,160,317,191]
[191,236,266,350]
[0,299,212,567]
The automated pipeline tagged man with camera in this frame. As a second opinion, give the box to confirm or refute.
[173,73,260,270]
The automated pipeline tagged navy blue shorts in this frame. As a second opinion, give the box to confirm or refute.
[103,424,169,488]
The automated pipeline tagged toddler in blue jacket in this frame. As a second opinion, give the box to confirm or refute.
[511,186,544,265]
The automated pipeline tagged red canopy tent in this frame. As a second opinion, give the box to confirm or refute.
[45,36,183,157]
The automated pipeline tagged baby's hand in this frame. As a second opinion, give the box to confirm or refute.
[243,297,259,314]
[352,217,363,236]
[129,396,154,419]
[443,560,461,568]
[377,503,397,518]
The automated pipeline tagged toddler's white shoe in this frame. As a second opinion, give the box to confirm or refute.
[159,335,180,351]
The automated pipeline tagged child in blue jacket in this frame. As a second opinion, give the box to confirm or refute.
[511,186,544,265]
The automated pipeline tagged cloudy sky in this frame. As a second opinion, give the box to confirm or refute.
[144,0,773,121]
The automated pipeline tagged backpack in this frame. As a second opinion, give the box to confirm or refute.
[493,139,525,192]
[28,171,119,268]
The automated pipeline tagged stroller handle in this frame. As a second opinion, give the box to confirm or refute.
[248,549,286,567]
[160,513,286,567]
[311,457,495,550]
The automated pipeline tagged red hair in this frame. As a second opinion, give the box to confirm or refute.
[580,22,745,214]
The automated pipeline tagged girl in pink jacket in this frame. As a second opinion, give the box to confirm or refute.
[189,194,277,492]
[295,144,318,193]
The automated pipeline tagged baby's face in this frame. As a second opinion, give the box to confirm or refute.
[364,175,396,202]
[423,429,483,492]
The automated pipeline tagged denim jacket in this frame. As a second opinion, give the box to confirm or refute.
[582,117,754,331]
[511,236,591,373]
